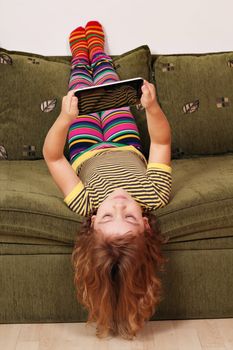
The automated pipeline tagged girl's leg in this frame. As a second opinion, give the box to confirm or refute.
[68,26,93,91]
[68,26,104,164]
[85,21,142,151]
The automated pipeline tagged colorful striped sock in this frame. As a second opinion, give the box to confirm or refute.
[85,21,105,62]
[69,26,89,63]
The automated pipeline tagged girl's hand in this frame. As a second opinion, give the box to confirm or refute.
[140,80,159,112]
[60,91,79,123]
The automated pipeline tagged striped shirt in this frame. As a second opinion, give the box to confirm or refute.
[64,148,172,216]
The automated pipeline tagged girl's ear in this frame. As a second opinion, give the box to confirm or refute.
[143,216,151,231]
[91,215,96,227]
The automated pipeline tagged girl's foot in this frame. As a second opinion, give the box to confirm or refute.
[85,21,105,62]
[69,26,89,63]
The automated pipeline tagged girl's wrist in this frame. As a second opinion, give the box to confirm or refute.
[145,102,161,115]
[58,112,74,127]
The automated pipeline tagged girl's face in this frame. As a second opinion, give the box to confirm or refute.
[91,188,150,236]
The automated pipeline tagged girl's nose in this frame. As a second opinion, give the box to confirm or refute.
[113,202,127,209]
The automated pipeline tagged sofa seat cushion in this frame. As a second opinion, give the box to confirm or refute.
[156,153,233,243]
[0,155,233,247]
[0,160,81,245]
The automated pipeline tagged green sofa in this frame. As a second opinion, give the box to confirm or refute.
[0,45,233,323]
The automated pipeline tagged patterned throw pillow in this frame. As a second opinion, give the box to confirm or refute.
[0,48,71,160]
[153,52,233,157]
[112,45,152,81]
[0,46,152,160]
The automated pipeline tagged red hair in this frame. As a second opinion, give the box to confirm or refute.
[71,212,169,339]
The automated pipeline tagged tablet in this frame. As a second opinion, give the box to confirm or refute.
[74,77,144,114]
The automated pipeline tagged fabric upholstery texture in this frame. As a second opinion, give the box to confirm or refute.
[1,154,233,246]
[0,48,71,160]
[112,45,152,81]
[0,248,232,323]
[0,46,233,323]
[153,52,233,157]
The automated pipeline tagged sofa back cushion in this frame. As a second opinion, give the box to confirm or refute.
[153,52,233,158]
[0,45,152,160]
[0,49,71,160]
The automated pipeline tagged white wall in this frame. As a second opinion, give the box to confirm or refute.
[1,0,232,56]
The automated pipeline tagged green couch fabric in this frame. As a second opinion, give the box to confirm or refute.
[153,52,233,157]
[0,49,71,160]
[1,46,233,324]
[1,155,233,245]
[1,155,233,322]
[112,45,152,81]
[0,248,232,323]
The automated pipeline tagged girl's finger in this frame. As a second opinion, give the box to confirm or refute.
[67,90,74,97]
[70,96,78,108]
[71,95,78,102]
[66,91,75,111]
[146,83,156,99]
[142,84,151,97]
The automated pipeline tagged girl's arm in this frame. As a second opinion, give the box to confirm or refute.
[141,81,172,166]
[43,91,80,197]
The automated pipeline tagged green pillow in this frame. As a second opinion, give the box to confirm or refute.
[0,48,71,160]
[112,45,152,81]
[153,52,233,157]
[0,46,152,160]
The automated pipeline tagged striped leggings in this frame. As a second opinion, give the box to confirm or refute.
[67,53,142,164]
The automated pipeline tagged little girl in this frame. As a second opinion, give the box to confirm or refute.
[43,21,172,340]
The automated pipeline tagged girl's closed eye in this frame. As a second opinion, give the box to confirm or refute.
[125,215,136,220]
[102,214,136,221]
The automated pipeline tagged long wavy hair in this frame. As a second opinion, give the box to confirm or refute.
[71,210,169,340]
